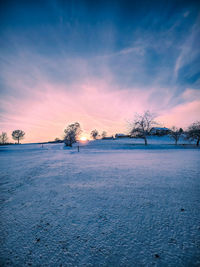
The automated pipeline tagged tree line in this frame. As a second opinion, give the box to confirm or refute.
[0,111,199,146]
[62,111,200,147]
[0,130,25,145]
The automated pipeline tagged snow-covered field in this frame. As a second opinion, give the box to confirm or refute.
[0,138,200,266]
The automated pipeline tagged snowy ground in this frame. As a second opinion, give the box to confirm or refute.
[0,138,200,266]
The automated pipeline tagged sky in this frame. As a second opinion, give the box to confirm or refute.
[0,0,200,142]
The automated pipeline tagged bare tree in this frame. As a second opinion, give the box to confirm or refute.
[169,126,183,145]
[101,131,107,139]
[90,129,99,140]
[130,111,157,145]
[64,122,81,147]
[186,121,200,146]
[0,132,8,144]
[12,130,25,144]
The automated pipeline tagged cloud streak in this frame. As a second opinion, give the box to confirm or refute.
[0,0,200,142]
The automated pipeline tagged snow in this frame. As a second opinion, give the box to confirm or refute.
[0,138,200,266]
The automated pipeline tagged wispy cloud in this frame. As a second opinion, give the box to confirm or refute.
[174,15,200,79]
[0,0,199,142]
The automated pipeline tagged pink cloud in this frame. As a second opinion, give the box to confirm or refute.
[157,100,200,129]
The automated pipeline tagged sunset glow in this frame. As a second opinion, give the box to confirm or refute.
[80,136,87,142]
[1,2,200,265]
[0,1,199,143]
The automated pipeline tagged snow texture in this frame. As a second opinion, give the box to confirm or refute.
[0,138,200,266]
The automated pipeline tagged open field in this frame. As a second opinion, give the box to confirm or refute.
[0,139,200,266]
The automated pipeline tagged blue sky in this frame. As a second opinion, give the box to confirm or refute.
[0,0,200,142]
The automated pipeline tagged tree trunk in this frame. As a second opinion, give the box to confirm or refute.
[175,139,177,145]
[144,137,147,146]
[197,139,199,147]
[17,137,19,144]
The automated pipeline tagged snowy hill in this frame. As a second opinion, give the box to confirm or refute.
[0,137,200,266]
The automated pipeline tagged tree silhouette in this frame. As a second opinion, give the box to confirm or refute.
[130,111,157,145]
[90,129,99,140]
[0,132,8,144]
[64,122,81,147]
[186,121,200,146]
[169,126,183,145]
[12,130,25,144]
[101,131,107,139]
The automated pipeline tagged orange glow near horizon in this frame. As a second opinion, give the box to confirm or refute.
[80,136,87,142]
[1,2,200,145]
[0,81,200,144]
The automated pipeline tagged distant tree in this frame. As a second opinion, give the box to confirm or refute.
[12,130,25,144]
[90,129,99,140]
[130,111,157,145]
[186,121,200,146]
[169,126,183,145]
[55,137,61,142]
[101,131,107,139]
[64,122,81,147]
[0,132,8,144]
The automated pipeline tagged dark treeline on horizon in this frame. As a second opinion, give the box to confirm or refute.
[1,111,200,147]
